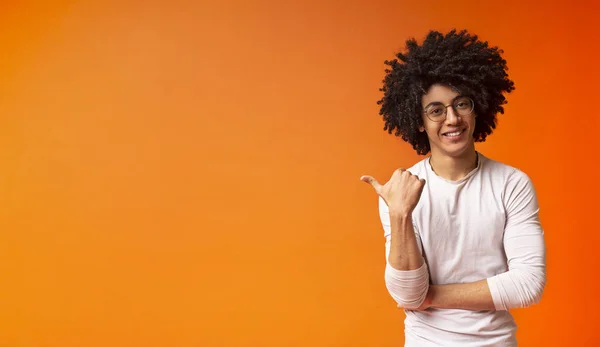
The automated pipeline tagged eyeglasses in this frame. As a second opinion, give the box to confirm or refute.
[423,96,475,122]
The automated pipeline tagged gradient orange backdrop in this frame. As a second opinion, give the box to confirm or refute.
[1,1,599,346]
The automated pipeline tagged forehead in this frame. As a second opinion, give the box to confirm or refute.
[422,84,461,105]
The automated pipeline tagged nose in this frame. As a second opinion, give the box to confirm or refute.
[445,106,461,125]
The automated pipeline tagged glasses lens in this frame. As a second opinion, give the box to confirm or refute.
[454,97,474,116]
[426,104,445,121]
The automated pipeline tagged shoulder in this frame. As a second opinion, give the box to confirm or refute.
[480,153,532,183]
[406,156,428,177]
[479,153,537,201]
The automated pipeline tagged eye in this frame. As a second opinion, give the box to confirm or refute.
[454,98,472,109]
[427,106,444,115]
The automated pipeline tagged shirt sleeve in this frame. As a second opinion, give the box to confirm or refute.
[379,197,429,309]
[486,170,547,310]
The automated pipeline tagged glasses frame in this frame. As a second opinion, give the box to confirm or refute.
[423,96,475,122]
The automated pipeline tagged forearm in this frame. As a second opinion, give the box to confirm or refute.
[387,211,424,270]
[428,280,495,311]
[383,210,429,309]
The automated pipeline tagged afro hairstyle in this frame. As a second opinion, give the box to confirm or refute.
[377,29,515,155]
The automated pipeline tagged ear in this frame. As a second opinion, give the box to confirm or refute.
[418,125,425,132]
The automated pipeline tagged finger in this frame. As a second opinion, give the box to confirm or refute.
[393,168,406,176]
[360,175,382,192]
[409,174,425,184]
[413,178,426,193]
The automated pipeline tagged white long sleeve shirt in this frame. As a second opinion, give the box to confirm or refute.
[380,152,546,346]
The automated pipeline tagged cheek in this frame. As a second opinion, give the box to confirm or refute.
[469,117,477,133]
[420,118,434,134]
[425,122,440,134]
[422,124,442,141]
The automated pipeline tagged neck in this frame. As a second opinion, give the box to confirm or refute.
[429,148,478,181]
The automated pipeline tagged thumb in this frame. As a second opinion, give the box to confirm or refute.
[360,175,382,193]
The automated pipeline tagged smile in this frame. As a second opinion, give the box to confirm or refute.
[443,129,465,137]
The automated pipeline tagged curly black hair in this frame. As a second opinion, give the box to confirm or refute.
[377,29,515,155]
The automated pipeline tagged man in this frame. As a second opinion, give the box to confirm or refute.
[360,29,546,346]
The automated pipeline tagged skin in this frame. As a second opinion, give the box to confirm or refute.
[362,84,496,312]
[360,169,425,271]
[419,84,479,181]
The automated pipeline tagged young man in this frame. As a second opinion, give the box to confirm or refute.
[360,30,546,346]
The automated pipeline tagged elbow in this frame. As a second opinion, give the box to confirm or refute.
[384,263,429,309]
[521,269,546,307]
[494,268,546,310]
[491,267,546,310]
[512,264,546,308]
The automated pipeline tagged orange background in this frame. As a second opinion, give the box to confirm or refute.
[1,1,599,346]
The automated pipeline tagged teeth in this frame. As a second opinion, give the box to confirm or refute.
[445,131,461,136]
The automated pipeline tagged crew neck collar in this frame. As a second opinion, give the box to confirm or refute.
[426,151,482,184]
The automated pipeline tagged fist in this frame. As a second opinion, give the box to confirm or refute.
[360,169,426,215]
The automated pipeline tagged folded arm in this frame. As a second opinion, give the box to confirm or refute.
[410,170,546,311]
[486,171,546,310]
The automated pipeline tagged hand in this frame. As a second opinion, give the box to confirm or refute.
[360,169,426,215]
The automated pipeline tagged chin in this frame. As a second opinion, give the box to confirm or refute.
[434,139,475,158]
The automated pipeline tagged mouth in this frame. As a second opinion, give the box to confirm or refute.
[442,128,466,140]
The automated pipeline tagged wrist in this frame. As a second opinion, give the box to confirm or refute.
[389,208,413,220]
[427,285,439,308]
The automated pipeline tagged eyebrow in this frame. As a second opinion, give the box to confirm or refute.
[423,95,465,109]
